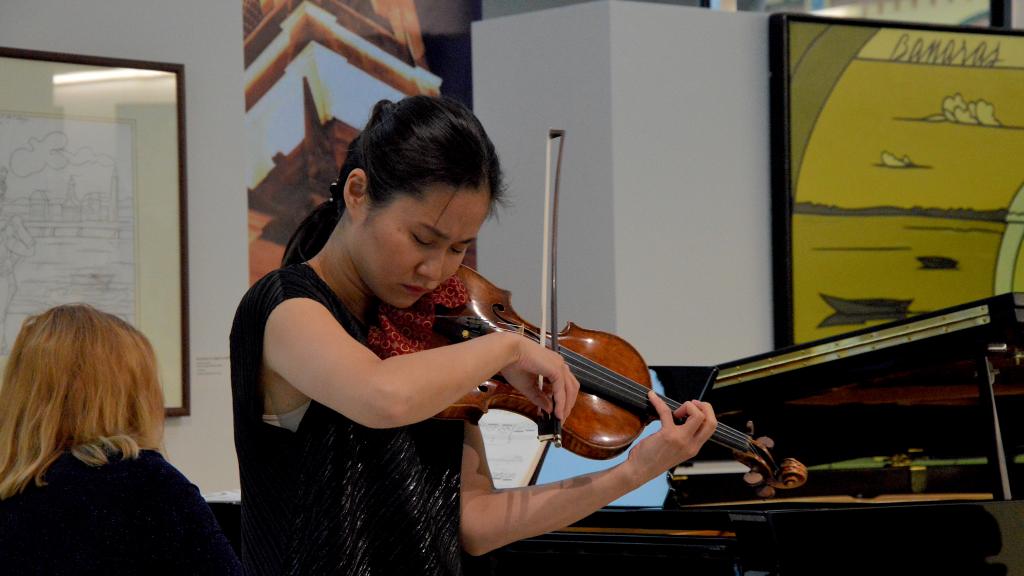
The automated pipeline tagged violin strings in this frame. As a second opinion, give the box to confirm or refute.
[489,322,755,453]
[462,320,754,452]
[563,353,754,452]
[442,316,642,404]
[492,323,753,450]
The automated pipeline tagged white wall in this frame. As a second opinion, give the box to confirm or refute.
[474,1,774,367]
[0,0,247,492]
[608,2,773,364]
[474,1,618,333]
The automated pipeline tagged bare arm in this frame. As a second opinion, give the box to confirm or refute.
[459,392,716,556]
[262,298,579,428]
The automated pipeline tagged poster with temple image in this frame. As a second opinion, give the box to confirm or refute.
[242,0,480,284]
[771,15,1024,346]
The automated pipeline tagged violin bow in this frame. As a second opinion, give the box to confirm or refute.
[537,129,566,447]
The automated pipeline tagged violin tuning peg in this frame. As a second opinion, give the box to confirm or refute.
[743,471,764,486]
[746,420,755,436]
[756,485,776,499]
[756,435,775,449]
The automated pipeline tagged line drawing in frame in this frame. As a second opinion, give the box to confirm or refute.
[0,114,137,354]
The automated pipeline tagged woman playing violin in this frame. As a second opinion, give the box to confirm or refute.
[229,95,717,576]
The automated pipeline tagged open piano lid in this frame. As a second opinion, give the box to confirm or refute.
[684,291,1024,503]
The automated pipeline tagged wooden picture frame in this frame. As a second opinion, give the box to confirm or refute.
[0,47,189,415]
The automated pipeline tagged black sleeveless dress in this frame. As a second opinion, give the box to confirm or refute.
[229,264,465,575]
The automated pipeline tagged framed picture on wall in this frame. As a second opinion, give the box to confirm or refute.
[769,14,1024,347]
[0,47,189,415]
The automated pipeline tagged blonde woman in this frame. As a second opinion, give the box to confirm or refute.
[0,304,241,575]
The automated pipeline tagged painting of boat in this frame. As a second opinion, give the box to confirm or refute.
[818,293,913,327]
[916,256,958,270]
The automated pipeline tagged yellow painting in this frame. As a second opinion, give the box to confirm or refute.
[778,17,1024,344]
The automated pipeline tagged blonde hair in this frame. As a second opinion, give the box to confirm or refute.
[0,304,165,499]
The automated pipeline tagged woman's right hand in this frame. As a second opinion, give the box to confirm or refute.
[497,333,580,422]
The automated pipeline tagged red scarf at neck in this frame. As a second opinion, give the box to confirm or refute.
[366,276,468,358]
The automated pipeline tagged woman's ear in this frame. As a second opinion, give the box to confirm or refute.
[343,168,369,222]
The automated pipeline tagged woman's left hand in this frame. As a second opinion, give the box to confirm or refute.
[624,391,716,484]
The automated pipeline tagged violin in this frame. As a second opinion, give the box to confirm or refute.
[434,265,808,495]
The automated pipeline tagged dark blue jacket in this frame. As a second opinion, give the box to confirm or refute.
[0,449,241,575]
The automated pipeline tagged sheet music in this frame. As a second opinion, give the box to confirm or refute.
[478,410,546,488]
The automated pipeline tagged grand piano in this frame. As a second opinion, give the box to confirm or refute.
[477,292,1024,575]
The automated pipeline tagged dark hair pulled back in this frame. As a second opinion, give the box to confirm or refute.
[282,95,505,266]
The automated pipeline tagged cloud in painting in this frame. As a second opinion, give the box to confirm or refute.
[924,93,1002,127]
[67,146,115,168]
[9,132,116,177]
[10,131,70,177]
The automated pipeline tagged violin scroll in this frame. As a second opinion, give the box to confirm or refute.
[734,435,808,498]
